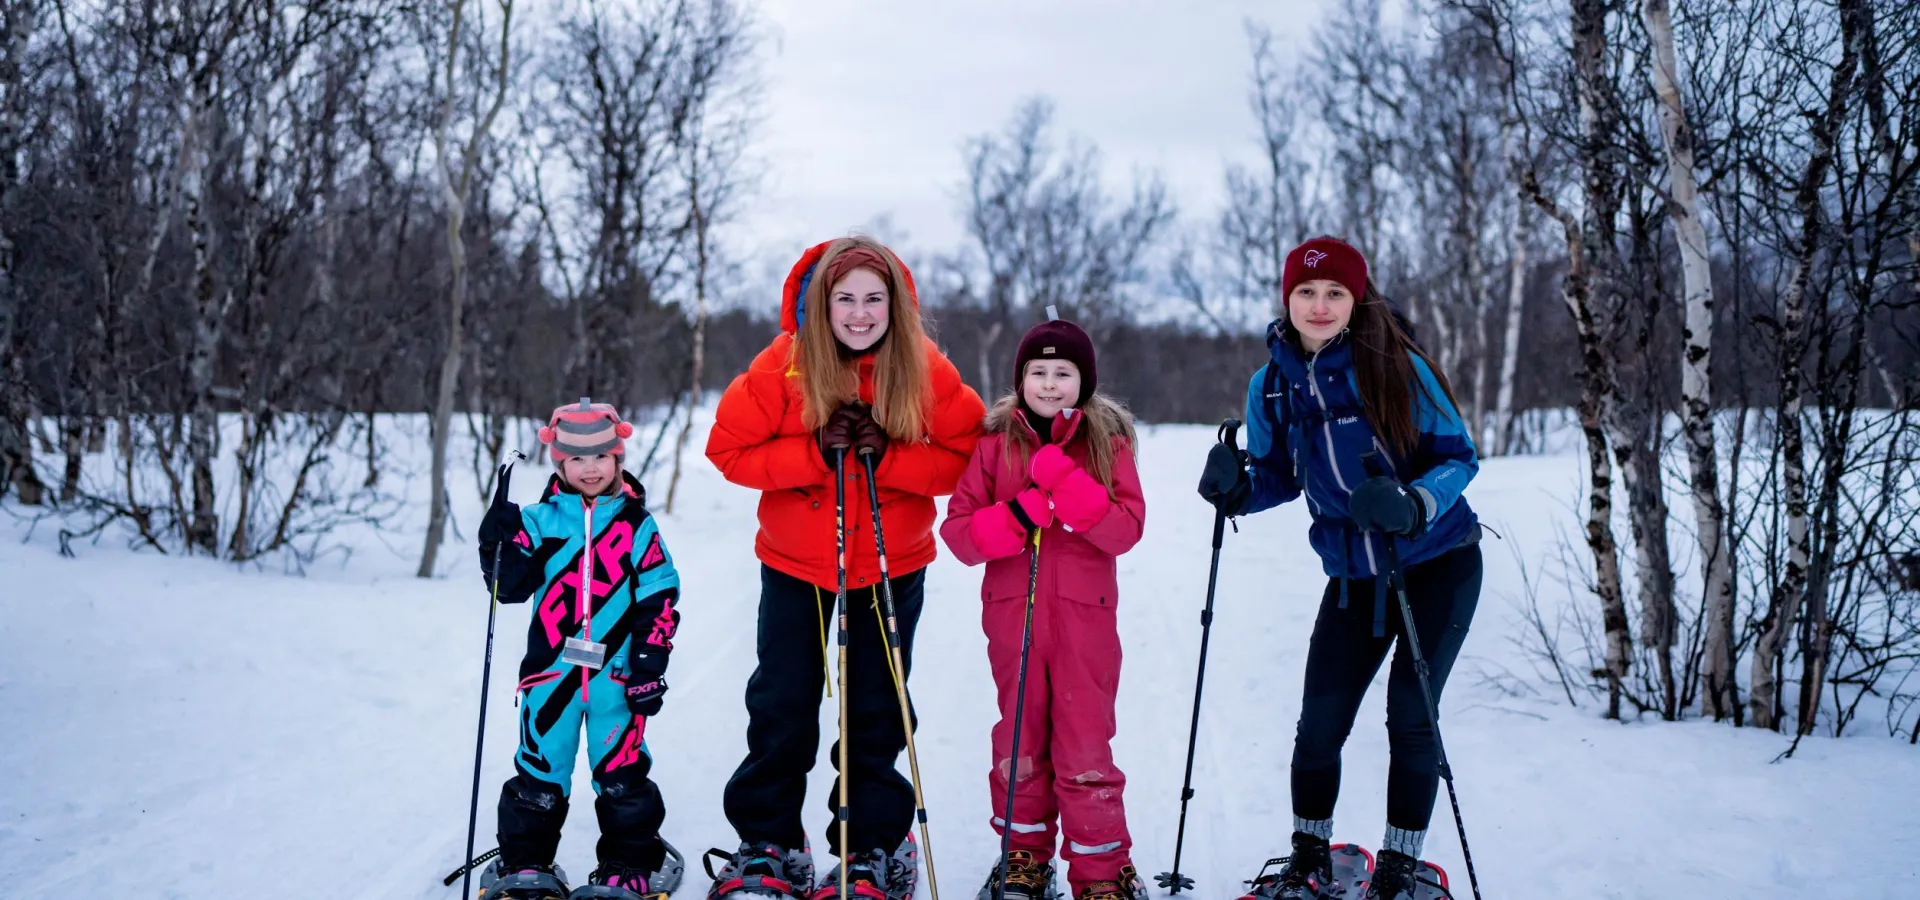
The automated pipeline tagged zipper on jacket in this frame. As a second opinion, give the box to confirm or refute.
[1307,332,1376,576]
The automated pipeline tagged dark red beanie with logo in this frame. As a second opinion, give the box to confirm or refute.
[1013,307,1097,404]
[1281,237,1369,305]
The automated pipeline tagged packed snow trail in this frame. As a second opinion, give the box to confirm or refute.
[2,422,1918,898]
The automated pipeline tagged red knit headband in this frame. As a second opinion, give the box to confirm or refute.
[822,247,891,292]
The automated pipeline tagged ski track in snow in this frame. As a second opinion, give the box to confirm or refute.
[3,420,1918,899]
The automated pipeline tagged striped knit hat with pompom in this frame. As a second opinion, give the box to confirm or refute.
[538,398,633,463]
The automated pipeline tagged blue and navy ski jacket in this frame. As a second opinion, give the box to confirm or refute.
[496,471,682,690]
[1240,319,1480,588]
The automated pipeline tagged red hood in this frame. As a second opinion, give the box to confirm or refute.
[780,240,921,335]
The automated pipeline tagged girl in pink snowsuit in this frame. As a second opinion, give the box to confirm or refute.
[939,314,1147,900]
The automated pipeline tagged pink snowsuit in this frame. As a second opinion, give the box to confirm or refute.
[939,399,1146,893]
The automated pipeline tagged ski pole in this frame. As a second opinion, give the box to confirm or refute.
[860,449,941,900]
[833,446,852,896]
[463,450,524,900]
[996,527,1042,900]
[1156,418,1241,895]
[1362,453,1482,900]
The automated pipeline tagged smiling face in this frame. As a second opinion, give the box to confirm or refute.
[1288,278,1356,350]
[560,453,620,496]
[1022,359,1083,419]
[829,267,890,352]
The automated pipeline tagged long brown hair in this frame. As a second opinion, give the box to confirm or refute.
[1344,283,1460,462]
[793,237,930,440]
[984,392,1137,499]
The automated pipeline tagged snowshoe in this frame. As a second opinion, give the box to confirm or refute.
[704,840,816,900]
[813,834,918,900]
[1237,837,1371,900]
[570,840,689,900]
[479,860,573,900]
[975,850,1060,900]
[1072,865,1148,900]
[1359,851,1450,900]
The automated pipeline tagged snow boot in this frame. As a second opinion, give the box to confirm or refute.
[570,862,657,900]
[1072,865,1148,900]
[480,861,573,900]
[813,836,917,900]
[704,840,816,900]
[975,850,1060,900]
[1360,850,1450,900]
[1238,833,1373,900]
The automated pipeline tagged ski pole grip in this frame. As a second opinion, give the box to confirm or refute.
[1361,450,1390,481]
[1217,418,1242,458]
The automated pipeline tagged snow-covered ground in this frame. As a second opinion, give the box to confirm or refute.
[3,415,1917,899]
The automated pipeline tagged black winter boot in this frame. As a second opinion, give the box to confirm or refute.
[1238,832,1334,900]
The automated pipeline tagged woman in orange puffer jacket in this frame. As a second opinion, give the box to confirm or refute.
[704,236,985,900]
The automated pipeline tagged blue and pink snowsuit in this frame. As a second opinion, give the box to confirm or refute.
[487,470,681,873]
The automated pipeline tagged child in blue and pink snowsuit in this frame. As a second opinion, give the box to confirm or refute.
[477,400,683,900]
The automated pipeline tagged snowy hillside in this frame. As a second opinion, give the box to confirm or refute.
[3,416,1917,899]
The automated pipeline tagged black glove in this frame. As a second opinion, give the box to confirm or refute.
[479,542,537,602]
[478,463,523,545]
[624,673,668,716]
[1197,440,1252,516]
[851,410,889,465]
[1348,475,1428,537]
[817,404,868,466]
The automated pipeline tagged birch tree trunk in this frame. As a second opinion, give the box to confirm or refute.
[665,161,708,515]
[1492,197,1527,456]
[1749,0,1861,730]
[1643,0,1739,721]
[0,0,41,505]
[418,0,514,578]
[181,73,224,555]
[1560,0,1632,718]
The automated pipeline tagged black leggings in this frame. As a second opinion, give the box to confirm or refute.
[1291,544,1481,832]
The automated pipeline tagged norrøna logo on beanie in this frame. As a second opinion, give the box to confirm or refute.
[1303,249,1329,268]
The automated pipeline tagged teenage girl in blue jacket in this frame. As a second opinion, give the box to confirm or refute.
[1199,237,1482,900]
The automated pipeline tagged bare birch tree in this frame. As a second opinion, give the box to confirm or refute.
[418,0,514,578]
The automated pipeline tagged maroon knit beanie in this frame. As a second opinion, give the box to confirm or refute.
[1013,307,1097,404]
[1281,237,1369,305]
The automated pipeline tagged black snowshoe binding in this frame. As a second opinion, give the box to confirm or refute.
[570,842,689,900]
[1360,850,1451,900]
[975,850,1061,900]
[1072,865,1149,900]
[479,861,572,900]
[1237,834,1372,900]
[812,834,918,900]
[704,840,816,900]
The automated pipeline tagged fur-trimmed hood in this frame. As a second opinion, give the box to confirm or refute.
[983,391,1136,445]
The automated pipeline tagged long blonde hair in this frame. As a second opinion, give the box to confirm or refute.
[794,237,931,440]
[985,392,1137,499]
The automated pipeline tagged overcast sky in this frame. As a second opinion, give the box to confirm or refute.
[733,0,1330,284]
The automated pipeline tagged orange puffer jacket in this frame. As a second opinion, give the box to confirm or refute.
[705,241,986,590]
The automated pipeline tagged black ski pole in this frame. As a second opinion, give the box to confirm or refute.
[1156,418,1241,895]
[463,450,524,900]
[996,527,1043,900]
[1362,454,1483,900]
[833,445,852,897]
[860,450,941,900]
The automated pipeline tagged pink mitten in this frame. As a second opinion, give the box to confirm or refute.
[1028,443,1077,492]
[967,488,1053,559]
[1048,466,1111,532]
